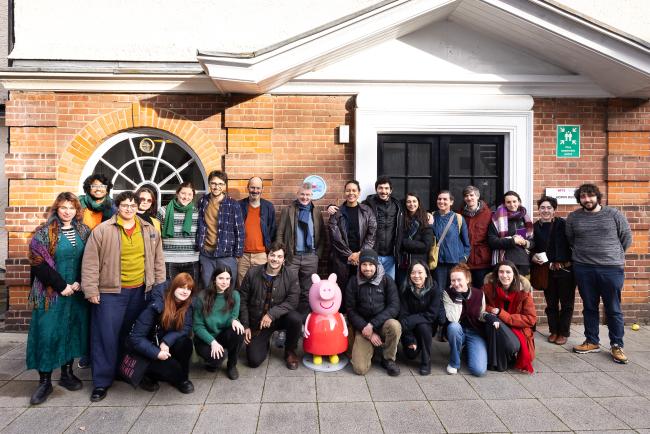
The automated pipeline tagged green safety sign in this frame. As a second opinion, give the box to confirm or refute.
[556,125,580,158]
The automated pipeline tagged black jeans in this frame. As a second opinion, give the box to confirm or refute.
[246,312,303,368]
[544,268,576,337]
[402,322,433,368]
[146,336,193,386]
[194,328,244,368]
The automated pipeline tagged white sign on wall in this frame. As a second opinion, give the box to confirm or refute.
[545,187,576,205]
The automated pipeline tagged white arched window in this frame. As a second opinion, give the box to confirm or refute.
[80,129,208,206]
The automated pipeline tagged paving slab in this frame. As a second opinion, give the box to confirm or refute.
[148,378,212,405]
[261,376,316,402]
[2,405,85,434]
[561,371,638,397]
[38,382,93,407]
[128,404,201,434]
[89,380,154,407]
[593,396,650,429]
[318,402,382,434]
[206,375,264,404]
[0,358,26,380]
[0,344,26,359]
[0,380,36,407]
[626,351,650,370]
[465,372,533,399]
[431,399,507,433]
[63,405,143,434]
[375,400,445,433]
[0,407,25,430]
[514,372,586,398]
[266,353,315,377]
[257,402,318,434]
[416,374,479,400]
[366,375,426,401]
[536,352,600,373]
[487,398,569,432]
[192,403,259,434]
[540,397,630,431]
[576,350,650,373]
[315,374,371,402]
[609,370,650,396]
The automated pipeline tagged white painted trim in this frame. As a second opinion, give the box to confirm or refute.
[0,72,216,93]
[355,91,534,211]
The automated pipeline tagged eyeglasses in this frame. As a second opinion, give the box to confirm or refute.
[209,182,226,188]
[119,204,138,210]
[90,184,107,190]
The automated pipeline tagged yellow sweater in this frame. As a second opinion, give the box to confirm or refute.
[117,216,145,287]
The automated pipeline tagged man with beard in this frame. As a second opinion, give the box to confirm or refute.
[362,176,403,280]
[566,183,632,364]
[238,176,276,286]
[79,174,115,230]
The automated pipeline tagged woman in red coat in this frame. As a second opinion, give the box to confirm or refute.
[482,260,537,373]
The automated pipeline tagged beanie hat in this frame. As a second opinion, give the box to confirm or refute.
[359,249,379,266]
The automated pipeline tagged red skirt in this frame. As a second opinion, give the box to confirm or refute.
[303,313,348,356]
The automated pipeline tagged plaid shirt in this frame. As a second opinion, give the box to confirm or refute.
[195,194,245,258]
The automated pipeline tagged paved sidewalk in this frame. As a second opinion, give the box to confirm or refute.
[1,325,649,433]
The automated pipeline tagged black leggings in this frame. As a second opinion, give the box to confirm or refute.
[246,312,303,368]
[194,328,244,368]
[402,322,433,367]
[146,336,193,386]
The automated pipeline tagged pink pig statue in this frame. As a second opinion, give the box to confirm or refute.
[303,273,348,364]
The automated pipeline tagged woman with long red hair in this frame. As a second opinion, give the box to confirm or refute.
[128,272,196,393]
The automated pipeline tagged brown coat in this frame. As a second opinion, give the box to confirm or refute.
[482,273,537,360]
[81,215,166,298]
[276,201,326,259]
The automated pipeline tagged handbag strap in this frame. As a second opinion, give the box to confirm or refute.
[437,213,456,246]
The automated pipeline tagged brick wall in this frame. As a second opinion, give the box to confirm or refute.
[3,92,648,329]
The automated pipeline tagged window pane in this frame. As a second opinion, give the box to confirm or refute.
[449,143,472,176]
[474,143,498,176]
[475,178,497,209]
[407,142,430,176]
[391,178,406,203]
[381,142,405,176]
[448,178,471,210]
[407,178,431,211]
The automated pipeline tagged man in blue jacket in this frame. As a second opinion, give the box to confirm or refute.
[195,170,245,290]
[237,176,276,286]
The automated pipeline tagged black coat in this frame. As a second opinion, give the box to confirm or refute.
[532,217,571,263]
[399,219,434,269]
[345,266,400,333]
[399,277,442,346]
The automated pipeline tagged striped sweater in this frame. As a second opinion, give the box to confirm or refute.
[157,207,200,263]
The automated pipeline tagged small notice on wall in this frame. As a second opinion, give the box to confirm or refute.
[556,125,580,158]
[545,188,576,205]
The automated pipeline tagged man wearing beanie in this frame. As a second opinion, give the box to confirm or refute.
[345,249,402,376]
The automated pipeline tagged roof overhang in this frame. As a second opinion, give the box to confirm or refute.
[197,0,650,97]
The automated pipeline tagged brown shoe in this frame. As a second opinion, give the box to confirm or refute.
[611,345,628,364]
[554,335,567,345]
[548,333,558,343]
[573,340,600,354]
[285,350,299,370]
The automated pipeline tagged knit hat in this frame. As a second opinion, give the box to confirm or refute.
[359,249,379,266]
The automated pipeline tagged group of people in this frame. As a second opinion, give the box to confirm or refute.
[25,169,632,406]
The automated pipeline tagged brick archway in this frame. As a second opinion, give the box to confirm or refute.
[57,103,221,188]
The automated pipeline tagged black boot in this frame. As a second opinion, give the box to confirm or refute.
[30,371,53,405]
[59,361,83,391]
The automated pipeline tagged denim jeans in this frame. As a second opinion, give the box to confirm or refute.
[447,322,487,376]
[378,255,396,280]
[574,263,625,347]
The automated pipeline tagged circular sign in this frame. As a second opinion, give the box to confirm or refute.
[303,175,327,200]
[139,138,155,153]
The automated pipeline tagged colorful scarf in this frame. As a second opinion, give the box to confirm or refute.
[296,200,314,251]
[79,194,113,221]
[162,198,194,238]
[493,284,534,373]
[491,204,533,264]
[28,215,91,309]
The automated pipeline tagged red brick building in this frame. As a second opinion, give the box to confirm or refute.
[1,0,649,330]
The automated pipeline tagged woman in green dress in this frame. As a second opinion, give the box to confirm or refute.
[26,192,91,405]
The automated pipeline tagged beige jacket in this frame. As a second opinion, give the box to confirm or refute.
[82,215,166,298]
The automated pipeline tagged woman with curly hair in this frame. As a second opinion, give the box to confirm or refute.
[26,192,91,405]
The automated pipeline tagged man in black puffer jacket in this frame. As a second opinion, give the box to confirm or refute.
[346,249,401,376]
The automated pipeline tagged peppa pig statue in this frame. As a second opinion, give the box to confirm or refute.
[303,273,348,369]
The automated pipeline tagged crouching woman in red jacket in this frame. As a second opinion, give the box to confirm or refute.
[482,261,537,373]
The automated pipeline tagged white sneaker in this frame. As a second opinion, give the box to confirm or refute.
[446,364,458,375]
